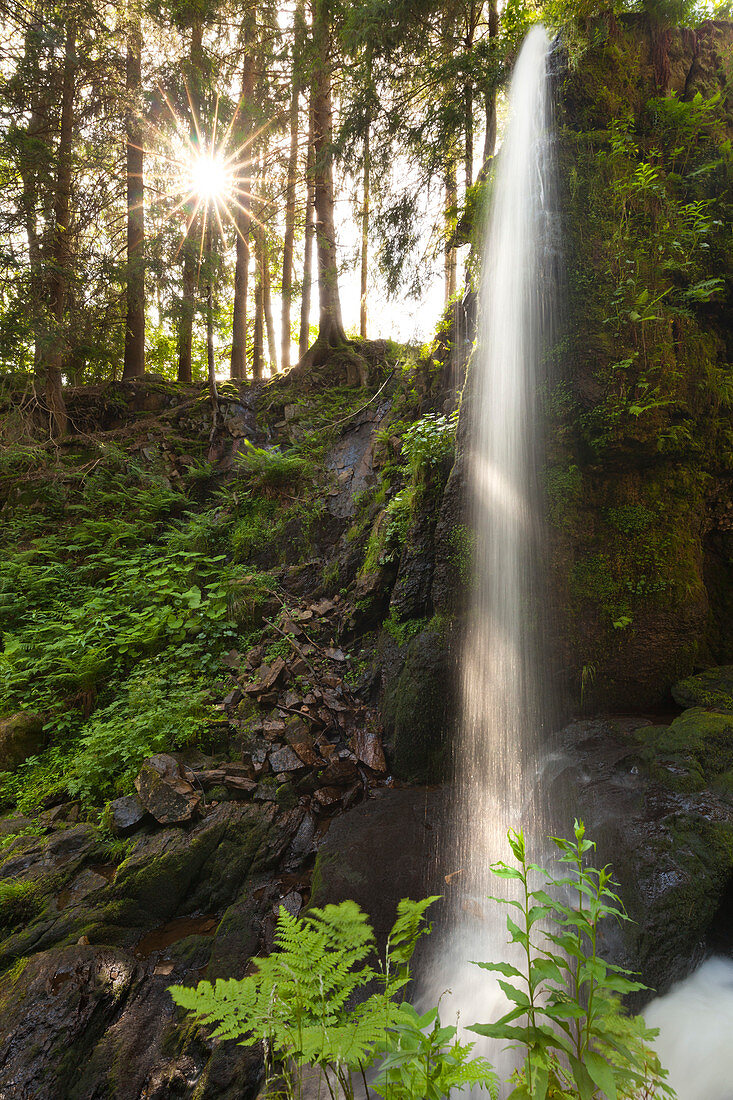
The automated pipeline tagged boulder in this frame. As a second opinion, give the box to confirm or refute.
[636,708,733,792]
[0,712,44,771]
[105,793,148,837]
[134,755,201,825]
[268,746,304,773]
[310,787,446,955]
[672,666,733,714]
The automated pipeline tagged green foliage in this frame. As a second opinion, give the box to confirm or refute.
[173,827,674,1099]
[171,896,497,1100]
[383,614,428,647]
[235,443,309,496]
[468,822,673,1100]
[401,413,458,481]
[0,456,237,810]
[0,878,41,930]
[66,665,210,801]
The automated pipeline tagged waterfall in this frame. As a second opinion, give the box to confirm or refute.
[423,24,558,1071]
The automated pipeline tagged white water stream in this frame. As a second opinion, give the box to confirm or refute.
[644,956,733,1100]
[422,24,557,1073]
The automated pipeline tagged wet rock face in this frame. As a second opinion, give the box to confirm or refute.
[0,799,307,1099]
[310,786,447,954]
[552,714,733,1001]
[380,619,455,783]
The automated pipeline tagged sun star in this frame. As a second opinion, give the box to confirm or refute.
[189,153,229,202]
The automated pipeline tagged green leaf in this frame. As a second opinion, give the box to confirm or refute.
[585,1051,618,1100]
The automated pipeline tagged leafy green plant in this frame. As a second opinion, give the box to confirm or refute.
[236,442,309,496]
[66,664,211,801]
[170,897,497,1100]
[401,413,458,480]
[468,822,673,1100]
[172,826,673,1100]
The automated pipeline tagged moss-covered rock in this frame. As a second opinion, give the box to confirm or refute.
[636,707,733,791]
[0,712,44,771]
[672,665,733,713]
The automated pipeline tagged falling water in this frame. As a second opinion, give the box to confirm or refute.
[423,24,558,1067]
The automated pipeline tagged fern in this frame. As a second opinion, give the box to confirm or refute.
[170,896,493,1100]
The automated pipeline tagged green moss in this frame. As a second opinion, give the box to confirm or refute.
[545,464,583,531]
[637,708,733,792]
[0,879,41,930]
[449,524,475,585]
[382,613,428,647]
[672,666,733,714]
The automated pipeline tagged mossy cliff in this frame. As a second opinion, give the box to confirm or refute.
[545,15,733,707]
[435,16,733,711]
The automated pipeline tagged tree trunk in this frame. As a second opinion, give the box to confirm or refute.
[482,0,498,166]
[310,0,345,349]
[231,231,250,380]
[205,220,220,413]
[281,9,302,372]
[360,108,370,339]
[299,100,315,360]
[445,161,457,303]
[230,15,256,381]
[45,18,76,436]
[252,266,264,381]
[123,11,145,380]
[18,4,45,380]
[261,233,277,373]
[177,18,203,383]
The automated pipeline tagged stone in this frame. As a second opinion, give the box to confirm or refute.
[353,727,387,772]
[193,768,226,787]
[106,793,148,837]
[310,787,446,956]
[221,649,242,670]
[318,759,359,786]
[276,890,302,917]
[380,619,452,782]
[312,786,342,810]
[642,708,733,789]
[554,718,733,1001]
[672,666,733,714]
[260,657,287,691]
[223,776,257,799]
[268,746,304,773]
[0,814,33,838]
[0,712,44,771]
[134,754,201,825]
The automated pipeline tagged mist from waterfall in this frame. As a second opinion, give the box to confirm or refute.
[422,24,558,1065]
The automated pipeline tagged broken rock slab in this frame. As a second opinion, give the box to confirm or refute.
[134,754,201,825]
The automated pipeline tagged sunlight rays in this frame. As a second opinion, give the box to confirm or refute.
[138,80,285,292]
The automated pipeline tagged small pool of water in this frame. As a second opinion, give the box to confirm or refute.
[644,956,733,1100]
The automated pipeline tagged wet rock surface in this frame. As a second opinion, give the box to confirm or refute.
[552,711,733,1002]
